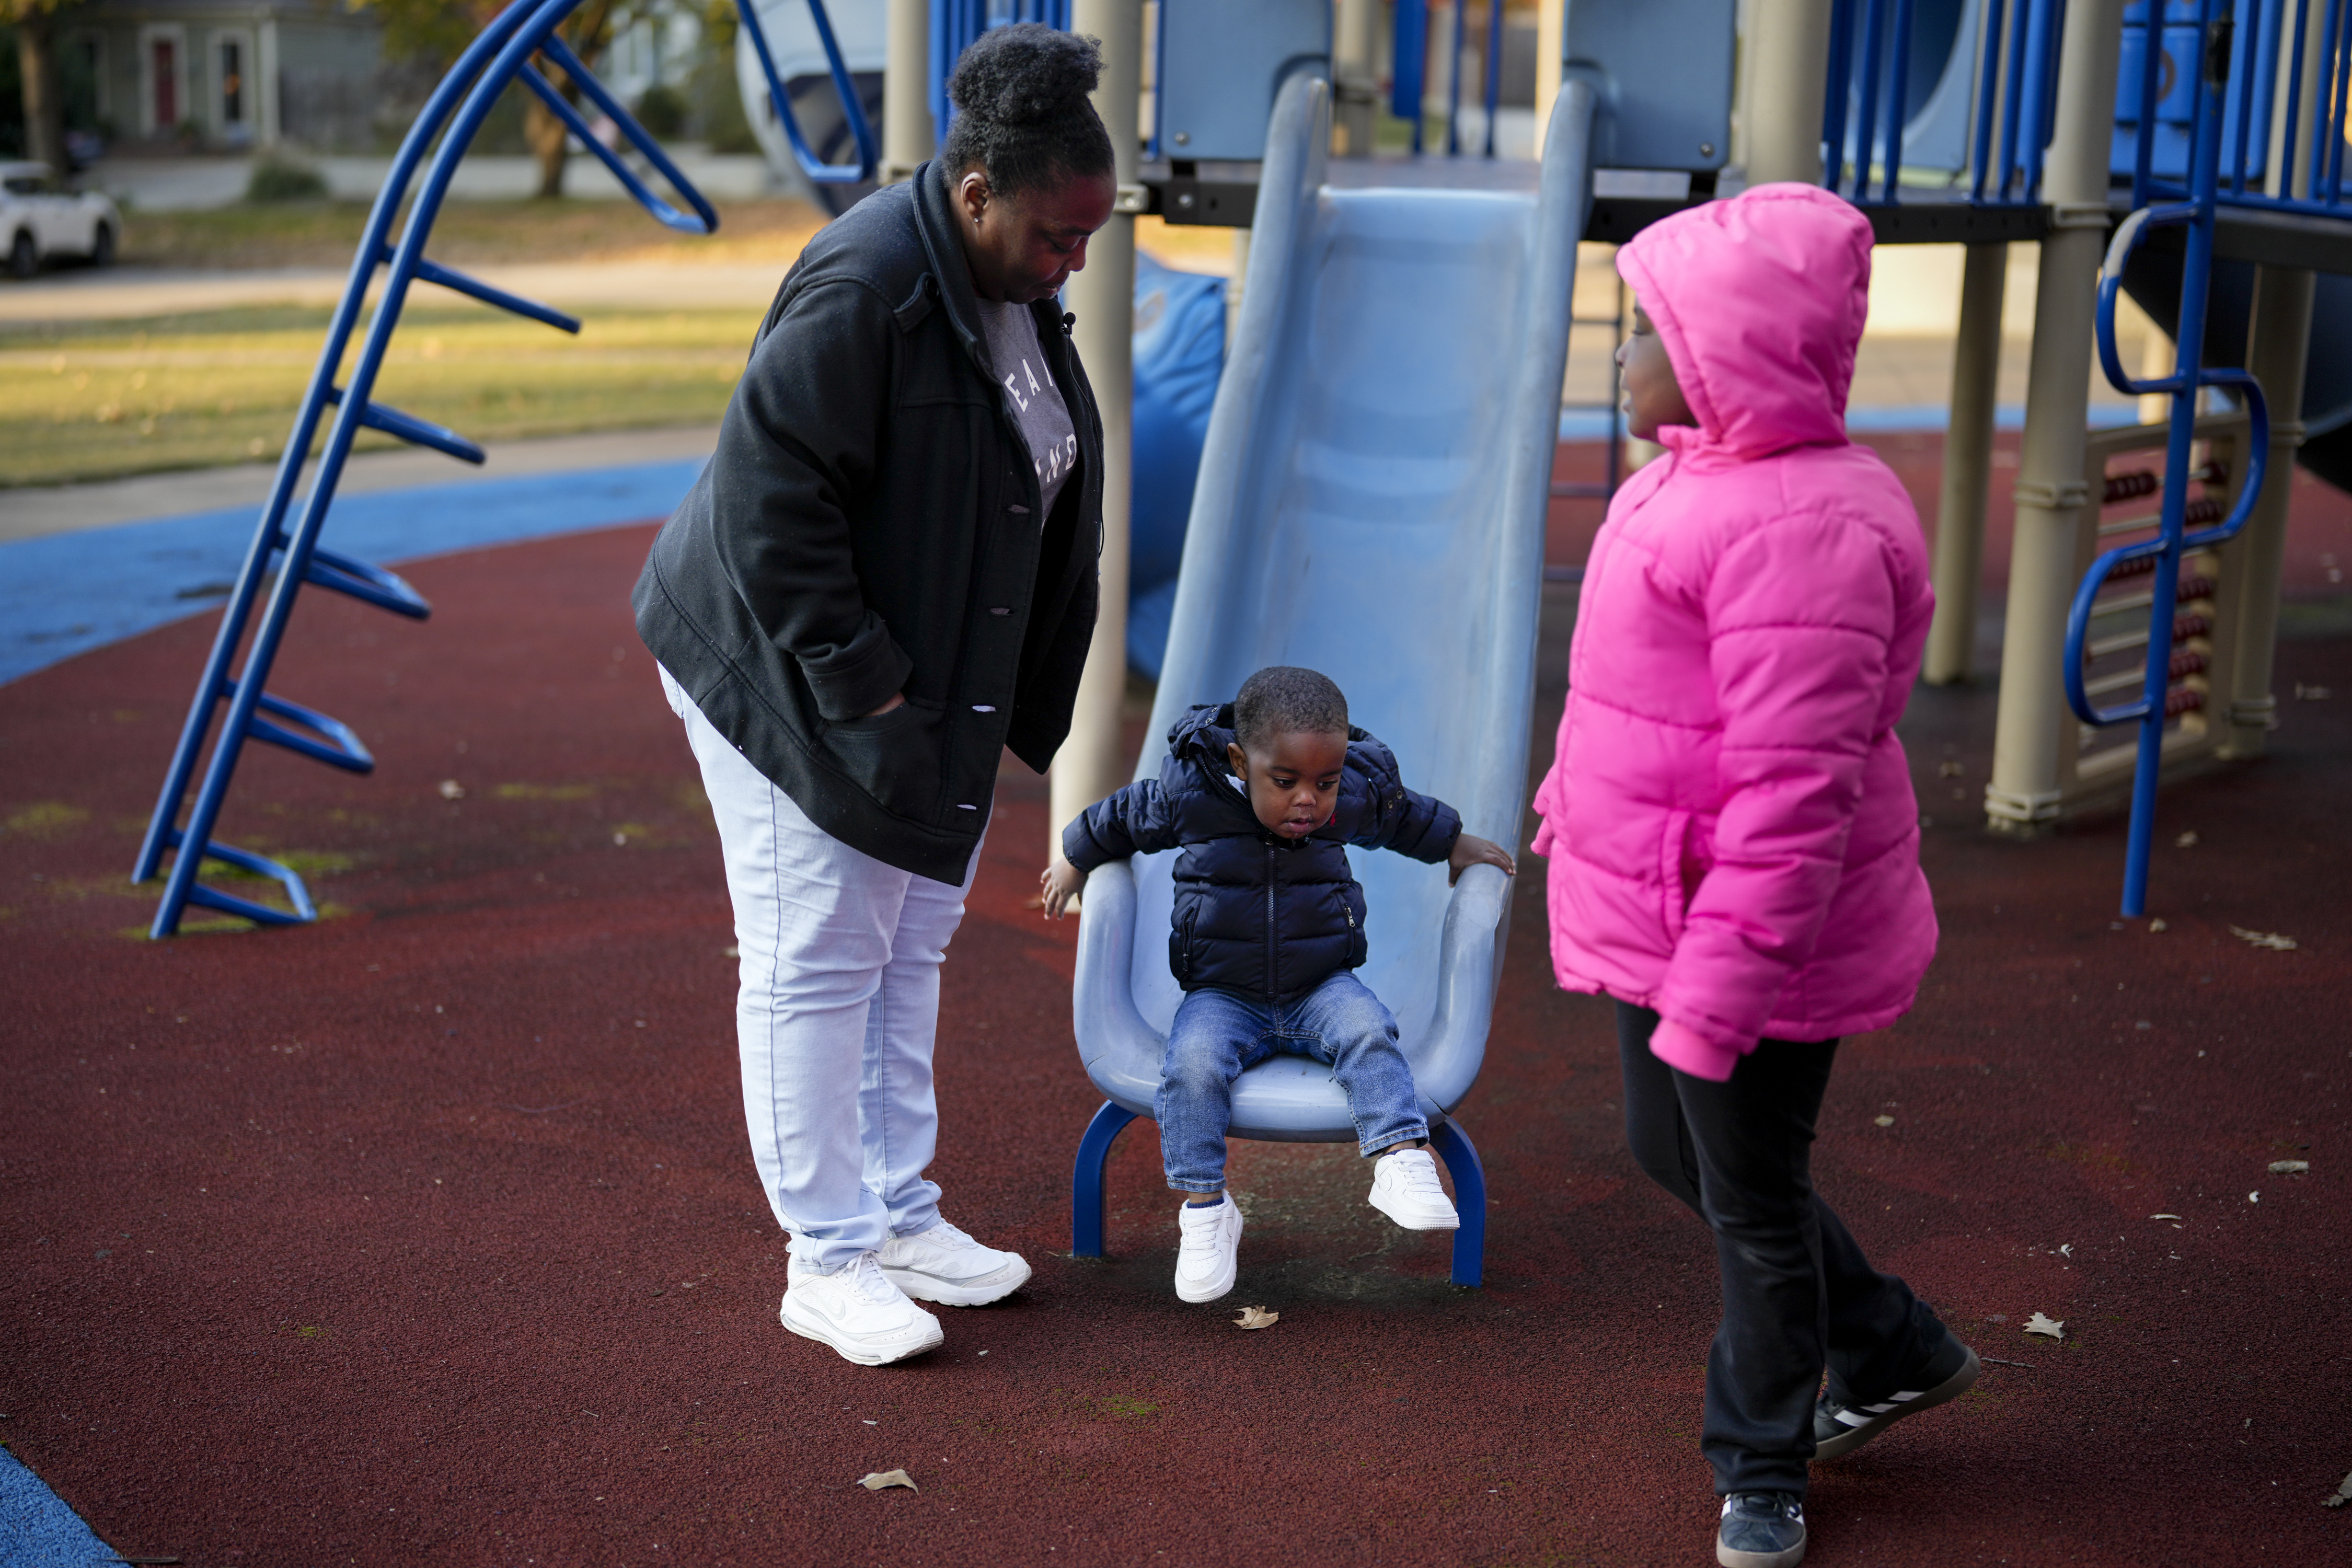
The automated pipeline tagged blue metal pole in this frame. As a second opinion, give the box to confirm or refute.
[2125,0,2232,917]
[1880,0,1919,199]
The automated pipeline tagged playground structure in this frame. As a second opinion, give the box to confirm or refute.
[1069,72,1598,1287]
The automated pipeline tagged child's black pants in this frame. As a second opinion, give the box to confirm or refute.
[1615,1002,1955,1497]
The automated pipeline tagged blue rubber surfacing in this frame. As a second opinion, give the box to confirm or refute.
[0,1445,117,1567]
[0,458,707,688]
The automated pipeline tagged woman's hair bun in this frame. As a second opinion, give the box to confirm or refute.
[948,23,1102,128]
[939,22,1114,198]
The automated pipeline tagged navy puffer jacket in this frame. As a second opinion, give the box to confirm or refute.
[1062,704,1462,1001]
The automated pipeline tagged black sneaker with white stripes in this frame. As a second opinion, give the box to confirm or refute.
[1812,1339,1981,1460]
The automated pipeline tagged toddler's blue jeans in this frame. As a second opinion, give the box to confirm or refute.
[1157,971,1427,1192]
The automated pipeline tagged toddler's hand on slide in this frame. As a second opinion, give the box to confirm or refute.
[1447,832,1517,886]
[1040,856,1087,919]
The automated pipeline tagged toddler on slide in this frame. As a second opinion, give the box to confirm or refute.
[1532,184,1977,1568]
[1043,666,1515,1302]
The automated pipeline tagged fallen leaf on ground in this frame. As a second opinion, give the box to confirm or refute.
[2294,683,2332,700]
[2268,1160,2310,1174]
[2324,1470,2352,1508]
[1232,1305,1279,1330]
[2148,918,2168,932]
[2024,1312,2065,1341]
[2229,925,2299,950]
[1873,1114,1895,1127]
[437,779,466,800]
[2148,1213,2182,1220]
[858,1470,918,1492]
[2175,829,2199,847]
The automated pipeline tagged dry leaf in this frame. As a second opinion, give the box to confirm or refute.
[2268,1160,2310,1174]
[2295,683,2332,700]
[2324,1470,2352,1508]
[2148,918,2168,932]
[1873,1114,1895,1127]
[2175,830,2200,848]
[857,1469,918,1492]
[1938,761,1964,778]
[437,779,466,800]
[2229,925,2299,951]
[2024,1311,2065,1341]
[2148,1213,2182,1220]
[1232,1305,1279,1330]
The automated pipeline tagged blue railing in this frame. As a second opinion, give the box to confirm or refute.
[2122,0,2352,215]
[1824,0,2067,205]
[1390,0,1505,157]
[2070,0,2272,917]
[132,0,858,938]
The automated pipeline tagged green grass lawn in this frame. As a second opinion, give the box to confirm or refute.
[0,304,765,487]
[118,196,828,270]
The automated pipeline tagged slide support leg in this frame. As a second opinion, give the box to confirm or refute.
[1071,1101,1138,1258]
[1428,1116,1487,1288]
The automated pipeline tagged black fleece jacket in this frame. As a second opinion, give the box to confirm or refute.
[1062,705,1463,1001]
[633,162,1103,884]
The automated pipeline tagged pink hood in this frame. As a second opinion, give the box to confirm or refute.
[1530,185,1938,1071]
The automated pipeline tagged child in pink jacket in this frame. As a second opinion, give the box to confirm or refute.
[1530,185,1977,1568]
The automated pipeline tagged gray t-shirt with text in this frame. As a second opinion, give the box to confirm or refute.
[975,296,1078,526]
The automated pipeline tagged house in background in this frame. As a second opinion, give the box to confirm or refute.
[60,0,387,153]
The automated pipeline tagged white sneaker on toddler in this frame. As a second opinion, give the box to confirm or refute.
[877,1219,1031,1306]
[1368,1145,1459,1230]
[1173,1196,1243,1303]
[781,1251,946,1366]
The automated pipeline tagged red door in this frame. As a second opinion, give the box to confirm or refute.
[153,39,177,127]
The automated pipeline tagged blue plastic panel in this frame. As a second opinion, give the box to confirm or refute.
[1158,0,1330,160]
[1564,0,1735,170]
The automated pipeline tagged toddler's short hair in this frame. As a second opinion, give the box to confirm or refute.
[1233,666,1349,748]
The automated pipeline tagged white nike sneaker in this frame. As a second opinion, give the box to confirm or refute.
[1367,1145,1460,1230]
[876,1219,1032,1306]
[1173,1197,1243,1304]
[780,1252,945,1366]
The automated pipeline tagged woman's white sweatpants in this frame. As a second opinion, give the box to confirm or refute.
[661,666,982,1270]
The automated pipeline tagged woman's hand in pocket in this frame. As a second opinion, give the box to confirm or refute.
[864,692,907,717]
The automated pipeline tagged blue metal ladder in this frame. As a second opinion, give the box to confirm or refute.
[132,0,874,938]
[2070,0,2273,916]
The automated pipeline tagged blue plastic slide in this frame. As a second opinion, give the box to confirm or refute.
[1064,73,1597,1285]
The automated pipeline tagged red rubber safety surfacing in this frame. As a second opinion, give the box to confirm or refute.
[3,506,2348,1567]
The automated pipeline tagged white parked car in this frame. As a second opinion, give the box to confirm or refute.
[2,161,121,278]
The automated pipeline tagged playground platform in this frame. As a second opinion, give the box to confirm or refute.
[1,431,2346,1566]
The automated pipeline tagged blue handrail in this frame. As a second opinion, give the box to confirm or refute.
[738,0,879,184]
[2069,0,2271,918]
[133,0,723,937]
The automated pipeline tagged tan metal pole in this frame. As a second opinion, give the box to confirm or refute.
[1334,0,1380,157]
[1924,243,2008,684]
[1742,0,1836,185]
[2223,267,2315,756]
[1051,0,1143,854]
[1534,0,1563,156]
[1985,0,2125,832]
[881,0,933,185]
[2224,0,2330,756]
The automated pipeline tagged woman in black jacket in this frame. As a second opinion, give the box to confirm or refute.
[634,24,1112,1367]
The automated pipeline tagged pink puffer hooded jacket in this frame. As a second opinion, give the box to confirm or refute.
[1529,183,1937,1077]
